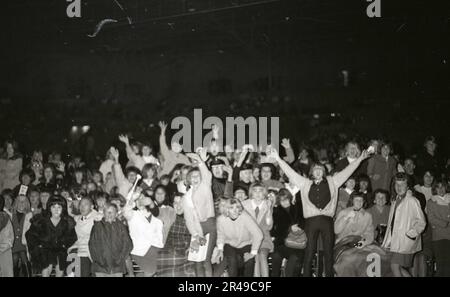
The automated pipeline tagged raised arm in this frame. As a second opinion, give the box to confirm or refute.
[118,134,140,164]
[110,147,128,189]
[186,148,212,184]
[281,139,295,164]
[332,150,370,188]
[158,121,171,158]
[267,147,308,189]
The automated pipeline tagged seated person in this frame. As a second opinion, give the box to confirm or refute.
[334,192,374,248]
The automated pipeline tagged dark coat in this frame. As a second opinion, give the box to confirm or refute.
[88,219,133,274]
[271,201,305,247]
[25,215,77,271]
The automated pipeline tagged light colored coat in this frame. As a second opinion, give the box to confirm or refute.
[382,194,426,254]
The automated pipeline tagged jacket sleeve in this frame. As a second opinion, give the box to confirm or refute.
[334,209,350,235]
[182,199,203,237]
[367,157,375,178]
[88,223,103,265]
[283,147,295,164]
[112,163,128,191]
[119,224,133,260]
[216,216,225,250]
[198,161,212,186]
[276,158,308,190]
[408,197,427,236]
[25,217,43,251]
[224,181,234,199]
[62,219,78,250]
[332,158,363,188]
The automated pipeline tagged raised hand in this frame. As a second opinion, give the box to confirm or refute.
[359,149,370,161]
[158,121,167,133]
[266,146,280,161]
[118,134,129,144]
[281,138,291,149]
[110,147,119,161]
[212,124,220,138]
[197,147,208,162]
[186,153,202,163]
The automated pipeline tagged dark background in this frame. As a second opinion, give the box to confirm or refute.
[0,0,448,156]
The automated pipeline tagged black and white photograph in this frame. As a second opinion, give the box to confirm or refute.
[0,0,449,286]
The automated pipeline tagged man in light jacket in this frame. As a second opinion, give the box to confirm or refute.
[382,173,426,277]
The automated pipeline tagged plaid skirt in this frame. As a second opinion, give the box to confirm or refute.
[157,248,196,277]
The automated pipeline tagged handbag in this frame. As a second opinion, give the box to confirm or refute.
[284,228,307,249]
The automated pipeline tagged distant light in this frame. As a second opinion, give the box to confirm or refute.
[191,28,196,32]
[285,16,290,21]
[331,113,336,117]
[313,114,319,119]
[71,126,78,133]
[82,126,90,133]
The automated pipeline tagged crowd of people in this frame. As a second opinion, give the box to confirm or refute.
[0,121,448,277]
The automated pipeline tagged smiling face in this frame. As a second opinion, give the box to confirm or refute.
[352,196,364,211]
[228,203,242,220]
[189,170,202,187]
[16,195,29,212]
[239,169,252,183]
[345,178,356,191]
[311,165,325,181]
[346,143,360,159]
[142,145,152,156]
[374,192,387,207]
[250,185,266,201]
[261,166,272,181]
[211,165,224,178]
[234,189,247,201]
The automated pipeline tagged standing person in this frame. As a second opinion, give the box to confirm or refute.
[72,197,103,277]
[382,173,426,277]
[29,150,44,186]
[140,164,160,196]
[157,195,196,277]
[270,189,305,277]
[242,182,273,277]
[25,196,77,277]
[183,148,216,277]
[426,181,450,277]
[216,198,263,277]
[402,157,420,188]
[158,121,191,177]
[10,195,33,276]
[0,195,14,277]
[356,174,373,209]
[89,203,133,277]
[260,163,284,191]
[333,141,364,177]
[367,142,397,192]
[416,136,442,178]
[0,140,23,192]
[267,146,370,277]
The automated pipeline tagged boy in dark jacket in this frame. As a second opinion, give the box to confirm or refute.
[89,203,133,277]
